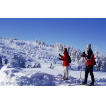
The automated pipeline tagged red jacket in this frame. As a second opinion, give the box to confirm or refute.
[85,53,95,66]
[60,52,69,66]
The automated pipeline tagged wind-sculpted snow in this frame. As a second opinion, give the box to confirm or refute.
[0,65,80,86]
[0,65,106,86]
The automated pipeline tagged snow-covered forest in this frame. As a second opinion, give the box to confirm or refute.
[0,37,106,86]
[0,37,106,72]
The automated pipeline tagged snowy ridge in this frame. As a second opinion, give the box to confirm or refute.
[0,38,59,68]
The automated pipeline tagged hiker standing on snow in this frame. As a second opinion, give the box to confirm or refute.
[81,44,95,85]
[59,48,70,80]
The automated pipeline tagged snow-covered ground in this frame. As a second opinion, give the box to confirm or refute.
[0,38,106,86]
[0,63,106,86]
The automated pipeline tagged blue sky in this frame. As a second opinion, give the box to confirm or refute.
[0,18,106,54]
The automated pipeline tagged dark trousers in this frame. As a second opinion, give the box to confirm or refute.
[84,65,94,83]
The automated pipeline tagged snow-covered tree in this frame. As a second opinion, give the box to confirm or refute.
[68,46,73,56]
[4,59,8,65]
[38,39,41,45]
[75,49,82,63]
[100,52,106,72]
[101,58,106,72]
[0,56,2,65]
[95,58,101,71]
[10,38,14,43]
[59,43,63,53]
[94,46,99,59]
[35,39,38,43]
[41,41,46,46]
[71,48,77,61]
[94,46,102,71]
[12,55,26,68]
[55,43,59,52]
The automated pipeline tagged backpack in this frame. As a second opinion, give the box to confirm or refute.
[68,55,71,63]
[67,52,71,63]
[94,60,96,65]
[92,54,96,65]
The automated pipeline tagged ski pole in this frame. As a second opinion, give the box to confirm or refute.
[94,79,98,85]
[79,57,84,83]
[57,59,59,76]
[79,66,82,83]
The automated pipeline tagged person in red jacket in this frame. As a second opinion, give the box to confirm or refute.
[59,48,70,80]
[81,44,95,85]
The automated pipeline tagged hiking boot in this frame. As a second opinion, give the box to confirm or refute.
[89,82,94,86]
[64,78,69,80]
[62,76,65,80]
[81,81,87,85]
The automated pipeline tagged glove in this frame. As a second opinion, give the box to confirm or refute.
[59,58,62,60]
[81,54,85,57]
[81,51,86,57]
[59,54,61,56]
[83,51,86,56]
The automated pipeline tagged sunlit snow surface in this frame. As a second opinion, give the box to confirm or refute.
[0,64,106,86]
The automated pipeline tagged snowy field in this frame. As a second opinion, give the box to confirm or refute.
[0,63,106,86]
[0,38,106,86]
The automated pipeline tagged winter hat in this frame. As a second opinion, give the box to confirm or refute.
[87,44,91,49]
[64,48,67,52]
